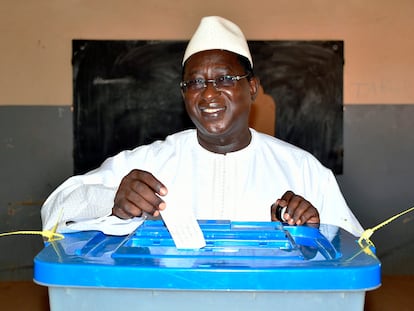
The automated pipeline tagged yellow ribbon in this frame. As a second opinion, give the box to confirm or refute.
[0,208,64,242]
[358,206,414,253]
[0,230,64,241]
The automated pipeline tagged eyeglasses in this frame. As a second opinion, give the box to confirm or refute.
[180,73,250,93]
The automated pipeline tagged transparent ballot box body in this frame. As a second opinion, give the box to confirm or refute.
[34,220,381,311]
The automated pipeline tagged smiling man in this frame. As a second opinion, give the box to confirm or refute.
[41,16,363,237]
[181,49,256,154]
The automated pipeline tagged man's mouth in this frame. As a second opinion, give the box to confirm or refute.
[200,106,226,114]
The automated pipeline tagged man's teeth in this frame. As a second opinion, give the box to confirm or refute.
[203,107,224,113]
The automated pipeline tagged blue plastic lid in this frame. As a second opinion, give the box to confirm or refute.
[34,220,381,291]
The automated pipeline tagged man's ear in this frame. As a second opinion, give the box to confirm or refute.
[249,76,260,102]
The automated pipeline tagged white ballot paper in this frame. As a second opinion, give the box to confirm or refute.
[157,177,206,249]
[160,208,206,249]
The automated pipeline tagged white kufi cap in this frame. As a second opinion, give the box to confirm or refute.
[183,16,253,67]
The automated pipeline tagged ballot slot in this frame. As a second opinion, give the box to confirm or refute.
[110,220,340,262]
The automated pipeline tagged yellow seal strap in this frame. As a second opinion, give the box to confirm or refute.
[0,207,65,242]
[358,206,414,251]
[0,230,64,242]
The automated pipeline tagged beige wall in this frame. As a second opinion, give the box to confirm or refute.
[1,0,413,106]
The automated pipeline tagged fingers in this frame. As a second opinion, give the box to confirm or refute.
[112,169,167,219]
[128,169,168,196]
[280,190,295,203]
[273,191,320,225]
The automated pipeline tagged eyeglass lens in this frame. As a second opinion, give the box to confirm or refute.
[181,74,249,92]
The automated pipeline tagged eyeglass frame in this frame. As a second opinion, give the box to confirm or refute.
[180,73,251,93]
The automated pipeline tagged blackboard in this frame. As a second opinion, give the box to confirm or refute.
[73,40,344,174]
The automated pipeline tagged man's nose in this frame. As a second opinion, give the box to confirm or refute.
[201,80,220,97]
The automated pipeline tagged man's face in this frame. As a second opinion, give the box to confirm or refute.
[181,50,258,152]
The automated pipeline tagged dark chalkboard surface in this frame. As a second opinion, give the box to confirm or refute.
[73,40,344,174]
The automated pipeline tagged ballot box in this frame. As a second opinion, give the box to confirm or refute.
[34,220,381,311]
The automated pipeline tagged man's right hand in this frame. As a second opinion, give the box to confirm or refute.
[112,169,167,218]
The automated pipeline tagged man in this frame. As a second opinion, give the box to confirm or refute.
[41,16,363,236]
